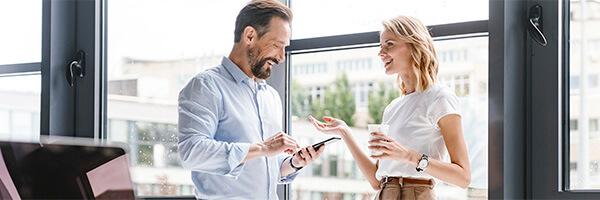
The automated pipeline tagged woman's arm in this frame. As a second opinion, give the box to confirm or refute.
[339,129,381,190]
[421,114,471,188]
[309,116,381,190]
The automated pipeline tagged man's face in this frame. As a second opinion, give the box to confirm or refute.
[247,17,291,79]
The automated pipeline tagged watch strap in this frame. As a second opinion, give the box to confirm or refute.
[289,156,303,171]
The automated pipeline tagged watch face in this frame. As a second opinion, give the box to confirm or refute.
[418,159,428,168]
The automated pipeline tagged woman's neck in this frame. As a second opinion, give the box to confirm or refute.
[399,70,416,94]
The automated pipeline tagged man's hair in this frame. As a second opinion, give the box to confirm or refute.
[234,0,293,43]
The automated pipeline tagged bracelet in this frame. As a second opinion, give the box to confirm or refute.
[289,156,303,171]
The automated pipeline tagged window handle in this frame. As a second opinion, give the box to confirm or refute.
[528,4,548,46]
[66,50,85,87]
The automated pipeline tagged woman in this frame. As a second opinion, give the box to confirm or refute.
[309,16,470,200]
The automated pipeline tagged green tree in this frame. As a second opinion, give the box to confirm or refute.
[310,98,326,120]
[368,82,400,124]
[310,73,355,126]
[291,80,309,118]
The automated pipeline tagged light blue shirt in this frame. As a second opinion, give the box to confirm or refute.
[178,57,298,200]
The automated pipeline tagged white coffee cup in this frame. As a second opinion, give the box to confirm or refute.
[367,124,389,156]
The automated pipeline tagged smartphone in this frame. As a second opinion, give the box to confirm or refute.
[297,137,341,156]
[312,137,341,150]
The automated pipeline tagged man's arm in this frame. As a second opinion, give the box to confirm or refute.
[178,77,301,178]
[178,77,253,177]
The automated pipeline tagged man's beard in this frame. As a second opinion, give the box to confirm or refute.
[249,48,276,79]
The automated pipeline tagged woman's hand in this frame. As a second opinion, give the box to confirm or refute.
[308,115,350,136]
[368,132,420,164]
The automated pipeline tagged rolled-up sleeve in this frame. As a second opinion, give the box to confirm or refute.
[277,155,300,184]
[178,76,250,178]
[426,91,461,129]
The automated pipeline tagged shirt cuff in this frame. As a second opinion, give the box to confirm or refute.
[278,156,300,184]
[226,143,251,178]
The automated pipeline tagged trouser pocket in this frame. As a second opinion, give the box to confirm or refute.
[375,184,401,200]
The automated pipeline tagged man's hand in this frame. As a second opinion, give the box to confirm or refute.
[260,132,301,156]
[245,132,300,162]
[291,145,325,168]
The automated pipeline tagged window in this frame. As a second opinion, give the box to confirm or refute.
[312,156,323,176]
[571,75,581,90]
[328,155,338,177]
[0,76,41,142]
[569,0,600,190]
[0,0,42,65]
[571,120,579,131]
[290,37,488,199]
[0,1,42,142]
[106,0,246,196]
[590,119,599,134]
[590,74,598,88]
[0,77,40,140]
[290,0,488,39]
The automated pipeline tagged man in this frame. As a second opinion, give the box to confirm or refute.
[178,0,324,199]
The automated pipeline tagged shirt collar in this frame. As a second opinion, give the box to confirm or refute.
[257,79,267,90]
[221,56,250,84]
[221,57,268,90]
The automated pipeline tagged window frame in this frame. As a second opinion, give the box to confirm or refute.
[277,8,494,200]
[528,0,600,198]
[39,0,104,138]
[0,63,41,76]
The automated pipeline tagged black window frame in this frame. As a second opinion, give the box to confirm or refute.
[529,0,600,198]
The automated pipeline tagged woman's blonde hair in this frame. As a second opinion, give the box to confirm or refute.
[382,16,438,95]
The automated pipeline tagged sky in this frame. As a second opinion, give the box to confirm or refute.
[105,0,487,61]
[0,0,489,64]
[0,0,488,93]
[0,0,41,65]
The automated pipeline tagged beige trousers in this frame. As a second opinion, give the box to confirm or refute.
[374,181,436,200]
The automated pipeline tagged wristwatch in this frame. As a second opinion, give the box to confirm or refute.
[416,154,429,172]
[289,156,304,171]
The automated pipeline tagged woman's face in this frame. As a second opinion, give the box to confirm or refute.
[378,30,412,75]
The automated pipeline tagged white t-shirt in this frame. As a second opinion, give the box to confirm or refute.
[375,84,461,180]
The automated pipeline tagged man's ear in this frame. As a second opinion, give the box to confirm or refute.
[242,26,256,45]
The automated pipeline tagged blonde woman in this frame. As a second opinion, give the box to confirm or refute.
[309,16,470,200]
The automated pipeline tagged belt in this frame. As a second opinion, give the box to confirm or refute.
[380,176,434,187]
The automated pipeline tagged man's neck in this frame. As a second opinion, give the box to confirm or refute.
[228,45,255,79]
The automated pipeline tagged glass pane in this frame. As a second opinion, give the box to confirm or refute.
[0,75,41,141]
[290,0,488,39]
[569,0,600,190]
[0,0,41,65]
[290,37,488,199]
[106,0,246,196]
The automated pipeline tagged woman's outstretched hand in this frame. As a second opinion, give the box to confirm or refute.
[308,115,350,136]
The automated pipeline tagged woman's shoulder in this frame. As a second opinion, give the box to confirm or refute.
[424,84,458,102]
[383,96,403,114]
